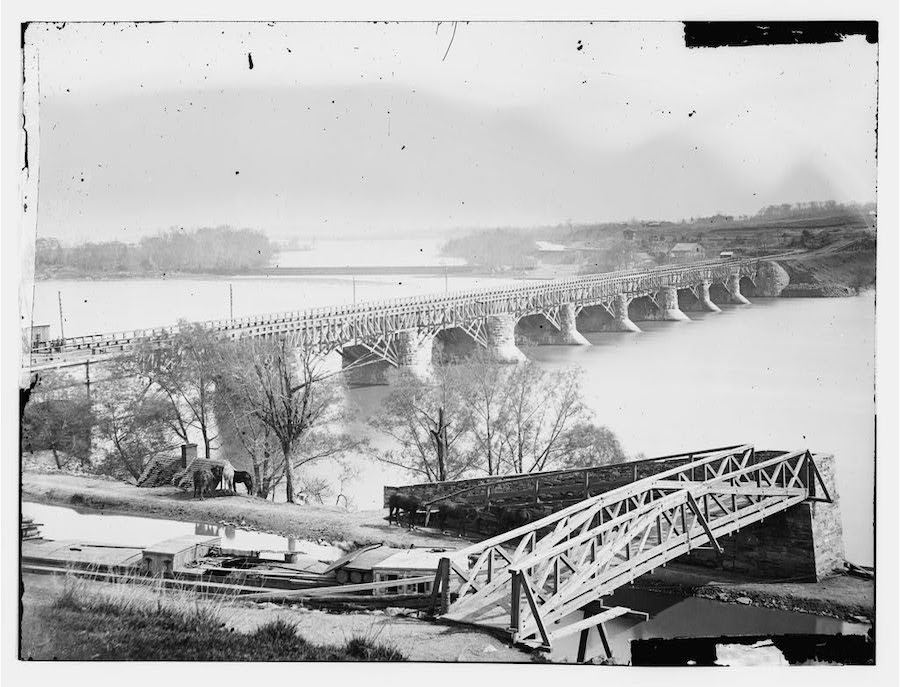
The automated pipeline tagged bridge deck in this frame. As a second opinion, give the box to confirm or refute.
[436,445,831,652]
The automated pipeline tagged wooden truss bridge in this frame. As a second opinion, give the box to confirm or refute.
[428,445,832,659]
[22,255,782,373]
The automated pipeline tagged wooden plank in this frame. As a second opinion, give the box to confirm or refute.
[547,607,631,642]
[246,574,435,600]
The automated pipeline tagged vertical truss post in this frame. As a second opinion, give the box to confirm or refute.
[509,569,522,635]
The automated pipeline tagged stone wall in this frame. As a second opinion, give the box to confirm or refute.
[682,454,844,580]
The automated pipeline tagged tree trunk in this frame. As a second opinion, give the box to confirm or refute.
[52,447,62,469]
[282,440,296,503]
[431,406,449,482]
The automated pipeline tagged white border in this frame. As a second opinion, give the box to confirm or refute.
[2,3,897,687]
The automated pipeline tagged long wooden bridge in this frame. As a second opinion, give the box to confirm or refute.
[420,445,835,661]
[22,255,791,374]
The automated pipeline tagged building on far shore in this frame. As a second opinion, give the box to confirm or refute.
[668,242,705,261]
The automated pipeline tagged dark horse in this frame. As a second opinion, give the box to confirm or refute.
[233,471,254,495]
[387,492,421,529]
[192,469,214,500]
[434,500,476,536]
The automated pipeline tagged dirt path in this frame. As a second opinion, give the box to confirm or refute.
[22,471,469,550]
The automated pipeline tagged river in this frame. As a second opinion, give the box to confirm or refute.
[29,242,875,565]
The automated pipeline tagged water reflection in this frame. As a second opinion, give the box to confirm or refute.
[24,502,342,561]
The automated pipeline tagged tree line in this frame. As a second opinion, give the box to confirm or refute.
[35,226,276,276]
[22,328,627,504]
[441,229,539,271]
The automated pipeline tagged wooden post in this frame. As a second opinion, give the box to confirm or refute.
[57,291,66,340]
[577,628,590,663]
[440,557,451,615]
[510,570,522,634]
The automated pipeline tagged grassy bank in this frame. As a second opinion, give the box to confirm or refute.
[22,574,404,661]
[20,573,532,662]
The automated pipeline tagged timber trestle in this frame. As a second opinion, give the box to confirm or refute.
[435,445,832,657]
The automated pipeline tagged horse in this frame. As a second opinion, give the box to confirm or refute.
[495,506,536,533]
[434,500,476,536]
[192,469,215,500]
[233,470,253,495]
[387,492,421,529]
[220,460,235,492]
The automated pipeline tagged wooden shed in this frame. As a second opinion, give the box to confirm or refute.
[141,535,220,575]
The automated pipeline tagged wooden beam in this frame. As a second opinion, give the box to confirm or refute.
[686,492,723,555]
[519,573,551,649]
[547,606,630,642]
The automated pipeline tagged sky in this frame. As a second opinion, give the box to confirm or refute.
[26,21,879,242]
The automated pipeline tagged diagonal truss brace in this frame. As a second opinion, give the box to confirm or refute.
[686,492,723,557]
[461,319,489,348]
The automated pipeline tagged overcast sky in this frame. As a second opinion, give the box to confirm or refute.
[27,22,878,242]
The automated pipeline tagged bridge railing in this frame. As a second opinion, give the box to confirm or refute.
[26,256,767,360]
[412,443,748,511]
[442,446,825,647]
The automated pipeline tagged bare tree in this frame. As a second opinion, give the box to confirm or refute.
[455,351,510,476]
[369,364,473,482]
[496,362,588,474]
[133,321,219,460]
[217,338,360,504]
[93,368,174,481]
[22,372,94,469]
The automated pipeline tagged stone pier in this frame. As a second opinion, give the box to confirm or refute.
[696,280,721,312]
[655,286,690,321]
[754,260,790,297]
[557,303,590,344]
[601,294,641,332]
[485,314,526,363]
[725,273,751,305]
[395,329,434,374]
[630,288,690,322]
[684,454,844,580]
[517,303,590,345]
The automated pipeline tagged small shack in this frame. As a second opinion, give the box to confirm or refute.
[142,535,220,575]
[669,242,705,261]
[371,548,452,596]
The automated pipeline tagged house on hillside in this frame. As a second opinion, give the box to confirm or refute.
[668,242,705,261]
[622,229,636,242]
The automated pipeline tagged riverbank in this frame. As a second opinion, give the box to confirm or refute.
[778,236,875,297]
[21,471,470,551]
[21,472,874,623]
[632,562,873,624]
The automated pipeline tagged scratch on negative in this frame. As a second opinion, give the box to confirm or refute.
[443,22,458,62]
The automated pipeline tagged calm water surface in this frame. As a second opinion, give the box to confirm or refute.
[22,502,343,561]
[29,256,875,565]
